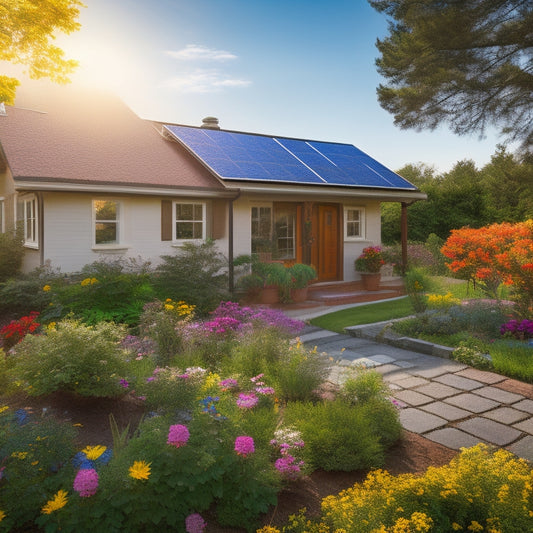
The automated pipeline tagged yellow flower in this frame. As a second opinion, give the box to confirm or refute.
[47,322,56,331]
[164,304,174,311]
[467,522,483,532]
[43,284,51,292]
[11,451,28,460]
[0,510,5,522]
[41,490,68,514]
[82,445,107,461]
[129,460,151,480]
[0,406,8,414]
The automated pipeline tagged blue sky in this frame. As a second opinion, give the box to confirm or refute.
[54,0,506,173]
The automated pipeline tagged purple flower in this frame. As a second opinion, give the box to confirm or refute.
[256,386,275,395]
[219,378,238,390]
[185,513,207,533]
[275,455,304,479]
[167,424,190,448]
[234,436,255,457]
[119,379,129,389]
[73,468,99,497]
[236,392,258,409]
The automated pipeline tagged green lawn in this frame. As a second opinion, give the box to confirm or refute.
[310,296,414,334]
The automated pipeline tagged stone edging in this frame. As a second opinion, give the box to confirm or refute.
[344,319,456,360]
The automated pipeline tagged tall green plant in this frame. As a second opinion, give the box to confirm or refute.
[0,226,24,282]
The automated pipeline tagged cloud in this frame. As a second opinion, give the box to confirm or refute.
[160,69,252,93]
[166,45,237,62]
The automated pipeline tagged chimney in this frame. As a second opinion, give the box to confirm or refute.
[201,116,220,129]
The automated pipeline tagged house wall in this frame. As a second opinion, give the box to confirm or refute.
[41,192,229,274]
[233,193,382,283]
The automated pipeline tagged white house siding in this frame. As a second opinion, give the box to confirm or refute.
[42,193,229,274]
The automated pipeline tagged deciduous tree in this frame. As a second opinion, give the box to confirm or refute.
[0,0,84,104]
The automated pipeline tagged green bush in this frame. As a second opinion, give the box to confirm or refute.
[153,240,229,316]
[404,267,436,313]
[11,318,129,397]
[51,258,155,327]
[283,398,401,471]
[0,277,54,318]
[0,227,24,283]
[339,368,390,405]
[272,342,332,403]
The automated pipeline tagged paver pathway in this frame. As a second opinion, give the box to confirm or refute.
[298,324,533,463]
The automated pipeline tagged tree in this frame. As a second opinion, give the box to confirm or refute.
[370,0,533,152]
[0,0,84,104]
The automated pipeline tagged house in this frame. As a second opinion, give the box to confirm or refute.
[0,81,426,286]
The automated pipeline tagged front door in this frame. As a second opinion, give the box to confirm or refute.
[317,204,340,281]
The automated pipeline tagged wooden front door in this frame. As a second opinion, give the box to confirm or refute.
[317,204,340,281]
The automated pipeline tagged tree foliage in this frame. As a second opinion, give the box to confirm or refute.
[370,0,533,152]
[0,0,84,104]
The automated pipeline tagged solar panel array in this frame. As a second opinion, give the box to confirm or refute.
[164,125,416,190]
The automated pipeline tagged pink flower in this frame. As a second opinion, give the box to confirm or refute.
[236,392,258,409]
[185,513,207,533]
[167,424,190,448]
[73,468,99,497]
[275,455,304,479]
[234,436,255,457]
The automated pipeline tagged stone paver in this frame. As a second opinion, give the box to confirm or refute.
[445,393,499,413]
[393,390,434,407]
[455,368,506,384]
[474,386,524,404]
[391,376,430,388]
[507,435,533,462]
[457,417,521,446]
[420,401,471,421]
[367,354,396,365]
[399,408,447,433]
[511,399,533,414]
[425,428,484,450]
[434,374,483,391]
[513,417,533,435]
[299,330,339,343]
[349,357,380,368]
[483,407,529,424]
[415,382,461,399]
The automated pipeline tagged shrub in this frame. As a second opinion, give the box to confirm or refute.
[154,240,230,316]
[0,276,54,318]
[0,227,24,282]
[404,268,435,313]
[318,444,533,532]
[11,318,129,397]
[51,258,155,327]
[272,341,332,403]
[283,398,401,471]
[339,368,390,405]
[452,342,493,370]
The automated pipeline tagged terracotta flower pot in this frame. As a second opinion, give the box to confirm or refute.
[259,285,280,304]
[361,272,381,291]
[290,287,308,303]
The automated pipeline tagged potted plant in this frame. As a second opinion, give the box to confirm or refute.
[288,263,317,302]
[253,261,291,304]
[354,246,385,291]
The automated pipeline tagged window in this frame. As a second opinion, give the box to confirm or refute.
[0,198,4,233]
[274,206,296,260]
[94,200,119,245]
[344,207,365,240]
[251,206,272,253]
[20,197,38,246]
[174,202,205,240]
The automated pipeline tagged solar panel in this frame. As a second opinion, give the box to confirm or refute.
[163,124,416,190]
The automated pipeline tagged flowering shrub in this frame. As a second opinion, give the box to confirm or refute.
[354,246,385,273]
[0,311,40,351]
[426,292,461,310]
[11,318,130,397]
[270,426,306,479]
[500,318,533,340]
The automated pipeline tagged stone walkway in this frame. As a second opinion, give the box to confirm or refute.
[298,324,533,463]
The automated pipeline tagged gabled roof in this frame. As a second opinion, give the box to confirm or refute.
[0,81,225,194]
[163,124,418,191]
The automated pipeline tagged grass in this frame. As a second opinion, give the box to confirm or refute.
[310,296,414,334]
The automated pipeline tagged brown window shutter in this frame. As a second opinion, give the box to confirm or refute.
[161,200,173,241]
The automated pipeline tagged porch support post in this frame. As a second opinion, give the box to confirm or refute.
[401,202,408,275]
[228,198,235,293]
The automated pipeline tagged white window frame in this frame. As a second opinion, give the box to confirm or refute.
[344,206,365,240]
[22,196,38,247]
[0,197,4,234]
[251,204,273,253]
[93,199,121,247]
[173,201,206,242]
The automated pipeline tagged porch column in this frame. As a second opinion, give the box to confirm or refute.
[401,202,408,275]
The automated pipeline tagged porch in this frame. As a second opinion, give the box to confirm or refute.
[272,276,406,314]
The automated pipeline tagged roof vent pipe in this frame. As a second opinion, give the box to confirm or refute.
[201,116,220,129]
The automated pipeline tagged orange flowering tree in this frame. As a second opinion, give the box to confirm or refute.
[441,220,533,315]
